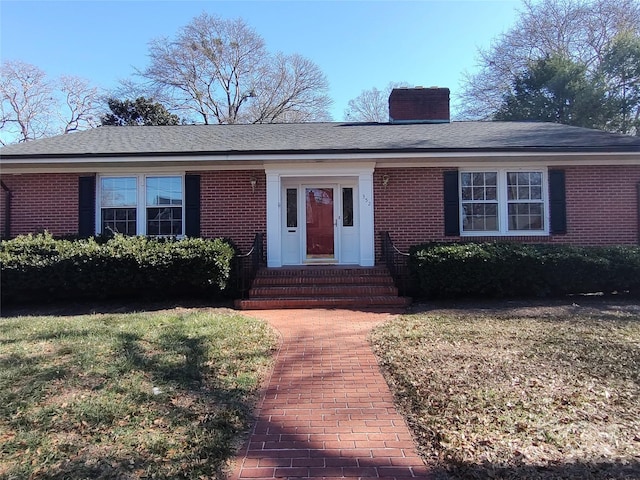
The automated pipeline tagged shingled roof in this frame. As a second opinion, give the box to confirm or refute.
[1,121,639,158]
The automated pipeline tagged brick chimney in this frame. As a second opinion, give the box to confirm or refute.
[388,86,450,123]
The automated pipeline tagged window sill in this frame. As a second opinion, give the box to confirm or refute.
[458,233,552,242]
[461,231,549,237]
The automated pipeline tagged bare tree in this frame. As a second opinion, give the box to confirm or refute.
[0,62,103,144]
[344,82,410,122]
[0,60,55,144]
[458,0,640,119]
[600,31,640,134]
[249,53,332,123]
[59,75,101,133]
[140,13,331,124]
[344,87,386,122]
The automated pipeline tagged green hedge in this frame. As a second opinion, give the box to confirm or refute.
[0,233,236,304]
[409,242,640,299]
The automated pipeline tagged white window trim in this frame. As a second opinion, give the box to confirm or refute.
[459,167,549,237]
[96,173,185,237]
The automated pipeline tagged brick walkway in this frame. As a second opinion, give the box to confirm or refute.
[231,309,431,479]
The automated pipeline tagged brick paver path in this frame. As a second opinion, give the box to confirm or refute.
[231,309,431,479]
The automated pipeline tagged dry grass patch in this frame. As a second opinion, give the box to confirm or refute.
[0,307,278,479]
[370,300,640,479]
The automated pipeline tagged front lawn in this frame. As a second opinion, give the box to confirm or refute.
[0,307,278,479]
[370,300,640,479]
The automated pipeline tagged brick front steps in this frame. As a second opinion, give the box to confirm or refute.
[235,266,411,310]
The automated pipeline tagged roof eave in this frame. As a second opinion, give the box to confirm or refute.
[2,145,639,161]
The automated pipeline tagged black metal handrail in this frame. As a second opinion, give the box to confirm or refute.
[234,233,265,298]
[380,231,411,296]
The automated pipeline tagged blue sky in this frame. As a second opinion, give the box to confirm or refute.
[1,0,522,120]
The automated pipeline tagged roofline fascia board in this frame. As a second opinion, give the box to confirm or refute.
[1,144,639,161]
[0,151,638,175]
[0,164,265,175]
[376,153,640,168]
[2,149,639,163]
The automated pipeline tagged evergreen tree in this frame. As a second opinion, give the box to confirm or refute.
[101,97,180,126]
[495,55,610,129]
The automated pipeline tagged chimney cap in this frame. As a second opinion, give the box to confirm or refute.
[397,85,443,90]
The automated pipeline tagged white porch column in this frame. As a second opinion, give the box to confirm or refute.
[266,172,282,267]
[358,172,375,266]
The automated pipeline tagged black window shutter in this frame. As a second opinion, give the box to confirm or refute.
[78,176,95,238]
[443,170,460,236]
[549,169,567,234]
[637,182,640,244]
[184,174,201,237]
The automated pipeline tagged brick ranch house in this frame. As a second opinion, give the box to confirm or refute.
[1,87,639,307]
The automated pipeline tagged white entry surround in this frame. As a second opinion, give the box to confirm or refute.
[265,163,376,267]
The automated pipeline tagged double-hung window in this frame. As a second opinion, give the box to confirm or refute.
[99,175,184,236]
[460,169,547,235]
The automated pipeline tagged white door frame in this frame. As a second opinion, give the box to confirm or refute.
[265,163,375,267]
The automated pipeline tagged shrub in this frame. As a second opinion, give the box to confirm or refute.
[0,232,236,304]
[409,242,640,299]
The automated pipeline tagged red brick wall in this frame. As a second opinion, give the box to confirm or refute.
[198,170,266,253]
[374,167,448,256]
[554,165,640,246]
[0,173,82,238]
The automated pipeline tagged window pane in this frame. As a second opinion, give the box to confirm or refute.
[507,171,543,201]
[460,172,498,201]
[146,177,182,206]
[531,186,542,200]
[342,188,354,227]
[518,186,530,200]
[530,173,542,185]
[463,172,499,201]
[463,203,498,231]
[286,188,297,228]
[101,177,136,207]
[103,209,115,221]
[101,208,136,235]
[472,173,485,185]
[147,207,182,236]
[508,203,544,230]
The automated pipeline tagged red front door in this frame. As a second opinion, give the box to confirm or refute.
[305,187,334,260]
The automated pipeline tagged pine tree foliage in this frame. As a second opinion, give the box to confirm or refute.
[101,97,180,126]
